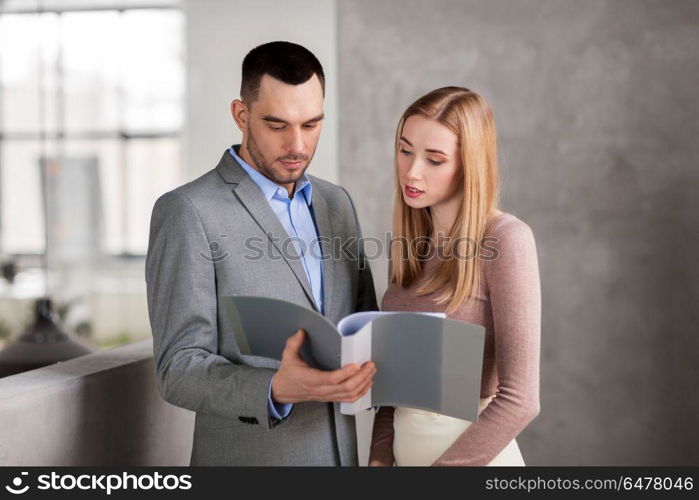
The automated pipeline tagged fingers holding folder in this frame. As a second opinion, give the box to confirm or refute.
[271,329,377,404]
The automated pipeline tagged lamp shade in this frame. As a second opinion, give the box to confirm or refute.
[0,298,92,378]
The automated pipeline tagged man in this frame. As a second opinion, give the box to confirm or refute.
[145,41,378,466]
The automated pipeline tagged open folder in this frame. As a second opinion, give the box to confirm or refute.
[222,295,486,421]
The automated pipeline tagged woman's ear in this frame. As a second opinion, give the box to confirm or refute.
[231,99,248,132]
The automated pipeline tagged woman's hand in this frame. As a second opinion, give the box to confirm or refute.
[368,459,392,467]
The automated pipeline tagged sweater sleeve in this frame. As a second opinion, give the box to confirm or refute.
[432,218,542,466]
[369,406,396,465]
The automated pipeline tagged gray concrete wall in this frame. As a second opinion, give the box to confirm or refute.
[184,0,339,183]
[0,340,194,465]
[338,0,699,465]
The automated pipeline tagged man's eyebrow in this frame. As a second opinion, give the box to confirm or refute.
[261,115,288,124]
[304,113,325,123]
[261,113,325,124]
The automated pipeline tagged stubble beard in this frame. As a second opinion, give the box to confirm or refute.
[246,126,315,186]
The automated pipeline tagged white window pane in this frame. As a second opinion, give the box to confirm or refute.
[121,9,184,132]
[62,11,121,132]
[62,139,123,253]
[3,1,181,11]
[1,7,184,257]
[1,141,48,253]
[0,13,60,133]
[124,138,180,253]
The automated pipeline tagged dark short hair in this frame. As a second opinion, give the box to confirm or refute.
[241,41,325,105]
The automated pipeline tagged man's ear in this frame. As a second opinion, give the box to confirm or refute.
[231,99,248,132]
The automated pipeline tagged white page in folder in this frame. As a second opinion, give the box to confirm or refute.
[338,310,447,415]
[340,321,373,414]
[338,311,391,336]
[337,310,446,336]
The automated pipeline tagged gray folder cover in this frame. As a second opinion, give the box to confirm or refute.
[223,295,342,369]
[223,295,486,421]
[370,314,485,421]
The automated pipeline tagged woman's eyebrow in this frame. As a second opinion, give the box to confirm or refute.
[401,136,448,155]
[425,148,448,156]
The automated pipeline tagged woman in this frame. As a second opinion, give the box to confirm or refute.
[368,87,541,466]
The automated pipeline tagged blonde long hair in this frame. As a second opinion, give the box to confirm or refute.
[390,86,500,314]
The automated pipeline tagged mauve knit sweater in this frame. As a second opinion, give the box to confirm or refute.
[369,213,541,466]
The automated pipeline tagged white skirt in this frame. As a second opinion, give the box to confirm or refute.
[393,395,526,466]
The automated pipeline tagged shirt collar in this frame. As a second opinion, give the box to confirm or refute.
[229,145,313,205]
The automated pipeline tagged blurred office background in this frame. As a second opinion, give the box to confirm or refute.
[0,0,697,466]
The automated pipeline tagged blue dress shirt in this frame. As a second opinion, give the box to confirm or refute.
[229,145,324,421]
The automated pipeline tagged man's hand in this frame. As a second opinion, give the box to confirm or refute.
[271,329,376,404]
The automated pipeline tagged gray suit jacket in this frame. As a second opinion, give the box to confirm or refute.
[145,148,378,465]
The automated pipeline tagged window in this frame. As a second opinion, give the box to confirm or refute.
[0,1,184,256]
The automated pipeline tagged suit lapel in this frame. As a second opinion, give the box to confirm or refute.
[216,150,318,311]
[309,184,336,322]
